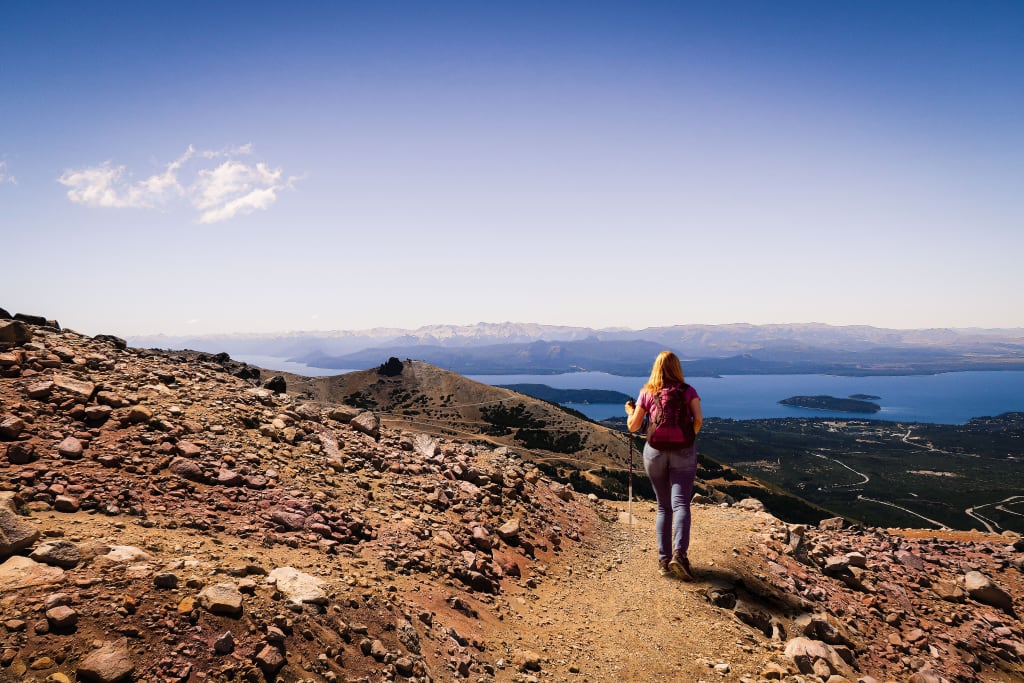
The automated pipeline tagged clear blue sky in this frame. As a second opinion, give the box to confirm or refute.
[2,1,1022,336]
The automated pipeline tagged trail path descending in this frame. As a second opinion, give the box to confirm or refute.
[489,501,784,682]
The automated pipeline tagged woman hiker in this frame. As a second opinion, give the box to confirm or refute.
[624,350,703,579]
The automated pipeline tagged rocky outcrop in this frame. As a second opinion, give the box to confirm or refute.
[0,492,39,557]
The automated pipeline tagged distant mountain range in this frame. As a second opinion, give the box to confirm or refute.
[129,322,1024,376]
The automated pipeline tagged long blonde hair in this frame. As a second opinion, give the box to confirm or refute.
[642,350,686,396]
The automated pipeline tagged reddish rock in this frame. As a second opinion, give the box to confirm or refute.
[5,441,36,464]
[0,415,25,440]
[126,405,153,423]
[168,457,204,481]
[26,381,54,399]
[0,492,40,557]
[45,605,78,629]
[77,638,134,683]
[255,644,285,676]
[52,374,95,401]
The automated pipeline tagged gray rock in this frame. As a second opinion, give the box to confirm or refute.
[0,492,40,558]
[327,405,362,423]
[214,631,235,655]
[965,570,1014,612]
[263,375,287,393]
[267,567,327,605]
[198,583,244,617]
[784,637,852,677]
[735,497,766,512]
[413,433,441,457]
[77,638,135,683]
[30,540,81,569]
[734,599,773,637]
[818,517,846,531]
[351,411,380,439]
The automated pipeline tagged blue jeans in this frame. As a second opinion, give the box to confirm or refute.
[643,443,697,562]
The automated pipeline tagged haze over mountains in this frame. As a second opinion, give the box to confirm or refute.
[131,322,1024,376]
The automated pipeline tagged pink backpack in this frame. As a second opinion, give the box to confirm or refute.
[646,383,695,449]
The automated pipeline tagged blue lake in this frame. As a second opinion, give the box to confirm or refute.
[234,354,1024,425]
[469,371,1024,425]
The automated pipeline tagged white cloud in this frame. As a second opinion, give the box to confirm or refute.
[57,145,295,223]
[0,161,16,185]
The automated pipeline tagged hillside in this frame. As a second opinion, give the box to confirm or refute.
[275,358,633,472]
[269,358,829,523]
[0,313,1023,682]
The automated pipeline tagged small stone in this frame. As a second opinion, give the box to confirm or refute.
[513,649,542,672]
[255,645,285,676]
[126,405,153,423]
[0,415,25,439]
[53,495,80,513]
[153,572,179,589]
[214,631,235,655]
[198,583,244,617]
[31,656,56,670]
[46,605,78,629]
[57,436,84,459]
[497,518,521,540]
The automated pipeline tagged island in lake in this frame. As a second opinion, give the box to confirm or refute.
[779,395,881,413]
[849,393,882,401]
[498,383,632,405]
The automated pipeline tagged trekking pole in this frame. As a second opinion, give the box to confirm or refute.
[627,429,634,556]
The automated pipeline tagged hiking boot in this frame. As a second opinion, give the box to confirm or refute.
[658,559,671,577]
[668,553,693,581]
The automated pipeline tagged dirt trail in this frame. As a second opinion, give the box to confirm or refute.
[489,501,784,682]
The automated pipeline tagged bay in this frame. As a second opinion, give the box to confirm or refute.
[228,354,1024,425]
[232,354,359,377]
[469,371,1024,425]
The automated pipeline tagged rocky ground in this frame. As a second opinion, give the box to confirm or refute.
[1,313,1023,683]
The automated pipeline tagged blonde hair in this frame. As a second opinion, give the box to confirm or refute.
[642,350,686,396]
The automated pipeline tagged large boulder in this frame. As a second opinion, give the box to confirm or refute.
[263,375,287,393]
[784,637,853,678]
[0,320,31,345]
[351,411,381,439]
[0,492,39,558]
[965,571,1014,612]
[0,555,64,590]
